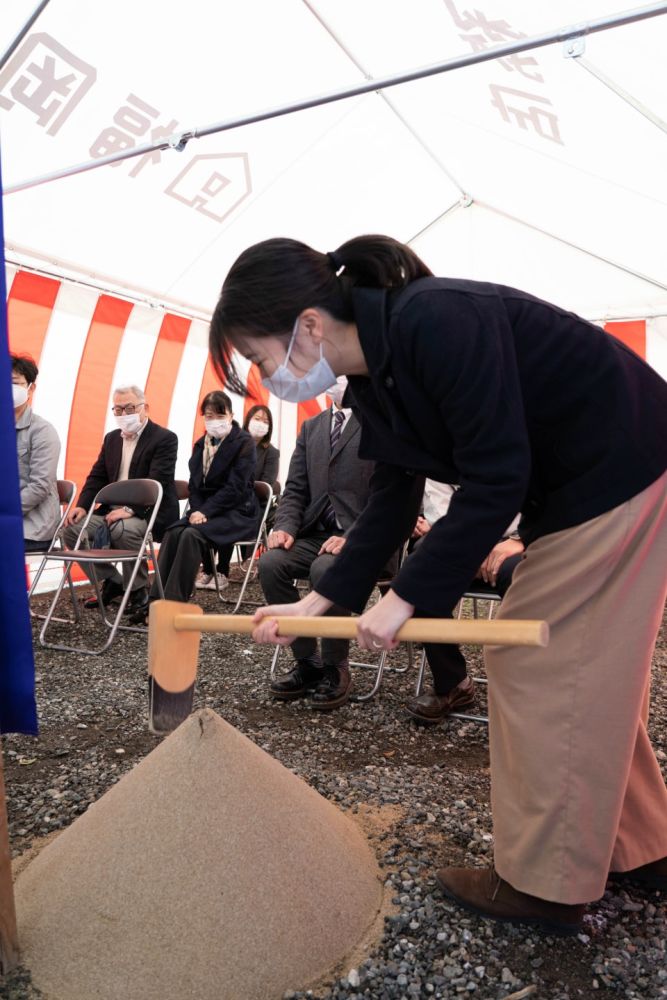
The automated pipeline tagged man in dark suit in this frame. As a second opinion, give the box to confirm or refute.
[63,384,178,617]
[259,378,374,710]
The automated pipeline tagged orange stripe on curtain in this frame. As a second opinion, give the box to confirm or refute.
[65,295,134,499]
[144,313,191,426]
[244,364,270,416]
[604,320,646,358]
[296,398,323,433]
[192,356,224,446]
[7,271,60,366]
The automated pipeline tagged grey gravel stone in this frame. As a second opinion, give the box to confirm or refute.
[2,588,666,1000]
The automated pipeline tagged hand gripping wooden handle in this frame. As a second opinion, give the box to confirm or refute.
[173,614,549,647]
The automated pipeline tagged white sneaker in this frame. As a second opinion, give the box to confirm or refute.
[200,572,229,591]
[195,571,213,589]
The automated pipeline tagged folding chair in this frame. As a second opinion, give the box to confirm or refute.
[413,585,501,724]
[210,481,274,613]
[28,479,79,622]
[39,478,164,655]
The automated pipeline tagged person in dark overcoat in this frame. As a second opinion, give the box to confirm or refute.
[137,390,258,614]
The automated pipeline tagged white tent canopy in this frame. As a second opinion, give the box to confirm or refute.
[2,0,667,321]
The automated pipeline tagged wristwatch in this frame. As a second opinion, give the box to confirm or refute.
[122,506,134,515]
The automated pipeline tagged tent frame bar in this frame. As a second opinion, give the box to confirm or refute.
[5,1,667,196]
[564,40,667,134]
[0,0,51,74]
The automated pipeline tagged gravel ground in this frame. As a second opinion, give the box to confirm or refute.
[2,582,666,1000]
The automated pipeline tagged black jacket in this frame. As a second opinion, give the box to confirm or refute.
[180,423,259,548]
[77,419,179,541]
[316,279,667,616]
[254,442,280,492]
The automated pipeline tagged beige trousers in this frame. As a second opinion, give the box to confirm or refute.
[486,470,667,904]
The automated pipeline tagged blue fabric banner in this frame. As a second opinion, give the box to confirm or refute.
[0,146,38,736]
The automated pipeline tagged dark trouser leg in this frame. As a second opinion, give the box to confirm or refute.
[422,553,523,695]
[217,543,234,576]
[420,610,468,695]
[153,525,208,601]
[24,538,54,553]
[258,533,329,661]
[309,552,351,666]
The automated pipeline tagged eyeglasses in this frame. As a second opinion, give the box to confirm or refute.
[111,403,144,415]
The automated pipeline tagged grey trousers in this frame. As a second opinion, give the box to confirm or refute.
[63,513,149,591]
[258,533,350,665]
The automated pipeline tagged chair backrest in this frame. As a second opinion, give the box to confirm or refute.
[174,479,189,502]
[35,479,77,554]
[253,480,273,506]
[57,479,76,507]
[94,478,162,509]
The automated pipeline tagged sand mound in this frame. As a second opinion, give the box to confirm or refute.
[15,709,382,1000]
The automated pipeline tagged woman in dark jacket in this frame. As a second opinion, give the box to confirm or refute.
[245,404,280,492]
[207,234,667,935]
[209,404,280,585]
[142,390,258,609]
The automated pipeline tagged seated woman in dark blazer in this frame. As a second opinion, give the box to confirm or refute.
[245,404,280,492]
[135,391,259,615]
[199,403,281,588]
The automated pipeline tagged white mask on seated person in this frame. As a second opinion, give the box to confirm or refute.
[248,418,270,439]
[12,384,30,408]
[115,413,143,436]
[205,417,232,440]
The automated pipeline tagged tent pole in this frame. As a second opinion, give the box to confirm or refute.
[0,0,52,73]
[5,2,667,196]
[569,53,667,135]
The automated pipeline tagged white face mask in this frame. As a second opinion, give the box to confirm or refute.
[261,318,337,403]
[205,417,232,440]
[248,418,270,439]
[115,412,144,436]
[12,384,29,408]
[326,376,348,407]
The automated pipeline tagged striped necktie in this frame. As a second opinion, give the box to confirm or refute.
[330,408,345,450]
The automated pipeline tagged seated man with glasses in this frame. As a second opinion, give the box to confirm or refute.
[63,384,179,617]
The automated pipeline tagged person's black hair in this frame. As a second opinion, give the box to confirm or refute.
[209,235,432,394]
[11,354,38,384]
[200,390,233,416]
[244,404,273,449]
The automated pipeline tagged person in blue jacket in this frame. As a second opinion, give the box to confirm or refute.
[207,234,667,935]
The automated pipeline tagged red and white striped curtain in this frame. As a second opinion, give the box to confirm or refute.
[5,266,330,496]
[7,264,667,501]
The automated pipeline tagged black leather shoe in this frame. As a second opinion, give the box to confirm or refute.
[83,578,124,610]
[127,591,152,626]
[124,587,149,616]
[310,662,352,711]
[270,656,323,700]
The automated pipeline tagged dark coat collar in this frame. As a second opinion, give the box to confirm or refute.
[191,422,249,484]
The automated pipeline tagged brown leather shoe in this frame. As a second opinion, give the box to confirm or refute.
[406,676,476,723]
[436,866,585,935]
[608,856,667,890]
[310,662,352,711]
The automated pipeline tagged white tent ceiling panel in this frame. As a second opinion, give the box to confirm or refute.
[412,202,664,318]
[2,0,667,319]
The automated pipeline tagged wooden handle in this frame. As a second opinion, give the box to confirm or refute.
[173,614,549,647]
